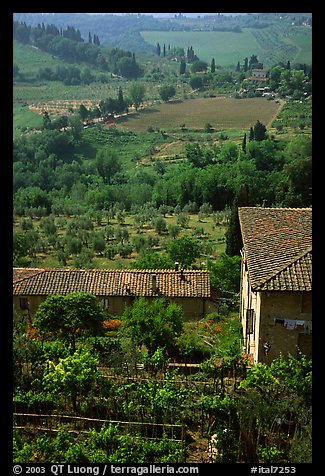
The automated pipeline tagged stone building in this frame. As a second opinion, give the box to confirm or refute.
[238,207,312,364]
[13,267,218,322]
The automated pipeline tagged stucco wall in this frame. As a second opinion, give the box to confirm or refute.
[258,291,312,363]
[13,295,217,323]
[240,259,312,364]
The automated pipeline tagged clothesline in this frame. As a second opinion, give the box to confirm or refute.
[273,318,312,333]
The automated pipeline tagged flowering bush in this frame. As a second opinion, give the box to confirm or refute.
[26,322,41,339]
[103,319,123,331]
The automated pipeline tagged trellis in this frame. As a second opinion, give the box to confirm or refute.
[13,413,186,442]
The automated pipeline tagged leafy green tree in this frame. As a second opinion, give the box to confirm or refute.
[117,56,142,79]
[122,297,184,355]
[282,157,312,207]
[153,216,167,235]
[80,67,95,85]
[176,212,189,228]
[129,82,146,110]
[133,252,174,270]
[167,223,181,240]
[92,232,106,255]
[43,347,99,412]
[42,111,52,130]
[13,232,32,263]
[189,75,203,90]
[167,236,200,267]
[73,249,94,269]
[115,226,129,245]
[159,85,176,102]
[191,60,208,73]
[65,235,83,256]
[14,186,52,215]
[69,114,83,142]
[78,104,89,121]
[246,140,284,172]
[208,252,241,294]
[33,292,106,353]
[237,353,312,463]
[185,143,214,168]
[95,149,122,184]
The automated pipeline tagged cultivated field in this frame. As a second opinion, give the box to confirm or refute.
[117,96,282,133]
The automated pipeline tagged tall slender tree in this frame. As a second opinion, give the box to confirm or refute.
[242,133,247,153]
[225,184,249,256]
[179,60,186,75]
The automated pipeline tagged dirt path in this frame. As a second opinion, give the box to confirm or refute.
[186,429,210,463]
[267,98,285,129]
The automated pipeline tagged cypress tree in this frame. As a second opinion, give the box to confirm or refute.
[225,184,249,256]
[253,120,267,141]
[179,60,186,75]
[117,86,125,113]
[242,133,247,153]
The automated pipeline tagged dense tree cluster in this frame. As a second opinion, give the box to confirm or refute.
[13,124,312,220]
[13,20,143,79]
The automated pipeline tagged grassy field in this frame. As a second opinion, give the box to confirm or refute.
[141,24,312,68]
[141,30,263,66]
[13,102,43,135]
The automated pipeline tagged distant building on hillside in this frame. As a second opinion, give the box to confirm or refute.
[252,69,268,79]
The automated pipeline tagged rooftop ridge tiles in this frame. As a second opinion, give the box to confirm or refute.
[13,268,46,283]
[13,267,209,274]
[252,249,312,291]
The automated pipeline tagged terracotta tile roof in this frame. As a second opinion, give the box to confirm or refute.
[13,268,211,298]
[238,207,312,291]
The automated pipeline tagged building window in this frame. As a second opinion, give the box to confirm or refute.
[103,298,109,310]
[246,309,255,334]
[19,298,29,310]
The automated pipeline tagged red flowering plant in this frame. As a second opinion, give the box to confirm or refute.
[26,322,43,340]
[102,319,123,331]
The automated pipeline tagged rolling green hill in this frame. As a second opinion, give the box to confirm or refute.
[14,12,312,68]
[141,30,263,66]
[141,23,312,68]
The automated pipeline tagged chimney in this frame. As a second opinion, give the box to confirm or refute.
[152,274,157,294]
[175,262,179,271]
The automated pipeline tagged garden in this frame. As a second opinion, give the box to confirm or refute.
[13,293,312,463]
